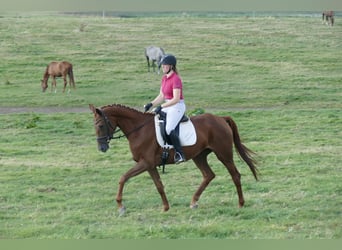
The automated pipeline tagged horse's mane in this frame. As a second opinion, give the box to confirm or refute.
[101,103,155,117]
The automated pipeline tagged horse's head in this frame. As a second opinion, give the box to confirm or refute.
[89,104,116,152]
[41,79,48,92]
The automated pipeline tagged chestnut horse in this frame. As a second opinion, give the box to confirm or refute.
[41,61,75,93]
[89,104,258,215]
[322,11,334,26]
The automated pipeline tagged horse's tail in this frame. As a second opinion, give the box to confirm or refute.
[223,116,258,180]
[69,65,75,88]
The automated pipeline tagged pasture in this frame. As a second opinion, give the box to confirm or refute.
[0,12,341,239]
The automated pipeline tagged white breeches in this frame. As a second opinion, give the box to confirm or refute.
[163,100,186,135]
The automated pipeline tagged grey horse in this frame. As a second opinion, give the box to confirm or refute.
[145,46,165,74]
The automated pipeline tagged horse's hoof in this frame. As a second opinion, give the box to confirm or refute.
[118,206,126,216]
[190,203,198,209]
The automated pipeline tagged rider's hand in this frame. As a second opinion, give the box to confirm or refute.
[154,106,162,114]
[144,103,152,112]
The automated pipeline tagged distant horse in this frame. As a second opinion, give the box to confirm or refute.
[145,46,165,74]
[322,11,334,26]
[41,61,75,93]
[89,104,258,215]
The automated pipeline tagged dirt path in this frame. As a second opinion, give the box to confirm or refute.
[0,107,89,114]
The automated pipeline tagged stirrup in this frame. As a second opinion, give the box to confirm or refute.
[174,152,185,164]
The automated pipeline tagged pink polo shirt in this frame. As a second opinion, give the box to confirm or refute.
[161,73,184,100]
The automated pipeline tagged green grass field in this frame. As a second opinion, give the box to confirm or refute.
[0,12,341,239]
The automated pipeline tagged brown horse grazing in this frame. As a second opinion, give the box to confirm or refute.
[322,11,334,26]
[41,61,75,93]
[89,104,258,215]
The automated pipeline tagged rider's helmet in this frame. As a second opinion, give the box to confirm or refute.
[160,54,177,66]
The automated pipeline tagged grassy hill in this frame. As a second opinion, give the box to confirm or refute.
[0,12,341,239]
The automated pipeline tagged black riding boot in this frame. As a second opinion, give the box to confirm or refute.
[169,130,186,164]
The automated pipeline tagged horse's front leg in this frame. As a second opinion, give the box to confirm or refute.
[116,161,149,215]
[148,167,169,211]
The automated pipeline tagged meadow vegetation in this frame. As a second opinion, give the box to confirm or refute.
[0,12,341,239]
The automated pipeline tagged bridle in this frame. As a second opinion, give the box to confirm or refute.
[95,108,153,144]
[95,109,118,145]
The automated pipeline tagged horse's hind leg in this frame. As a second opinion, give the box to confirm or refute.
[330,17,334,26]
[215,151,244,207]
[62,75,67,93]
[52,76,57,93]
[191,150,216,208]
[68,77,72,93]
[67,74,72,93]
[152,60,156,73]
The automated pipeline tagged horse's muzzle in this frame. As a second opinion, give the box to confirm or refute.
[98,142,109,152]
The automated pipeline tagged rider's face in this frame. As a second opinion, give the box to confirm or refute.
[162,64,171,74]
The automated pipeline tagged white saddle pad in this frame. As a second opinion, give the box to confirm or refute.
[154,115,197,148]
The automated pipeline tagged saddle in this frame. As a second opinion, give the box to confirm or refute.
[158,111,189,145]
[154,111,196,147]
[154,111,196,172]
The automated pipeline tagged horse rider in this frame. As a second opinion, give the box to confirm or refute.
[144,54,186,164]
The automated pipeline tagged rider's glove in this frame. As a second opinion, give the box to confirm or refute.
[144,103,153,112]
[154,106,162,115]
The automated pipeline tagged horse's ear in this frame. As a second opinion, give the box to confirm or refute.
[89,104,96,114]
[89,104,102,116]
